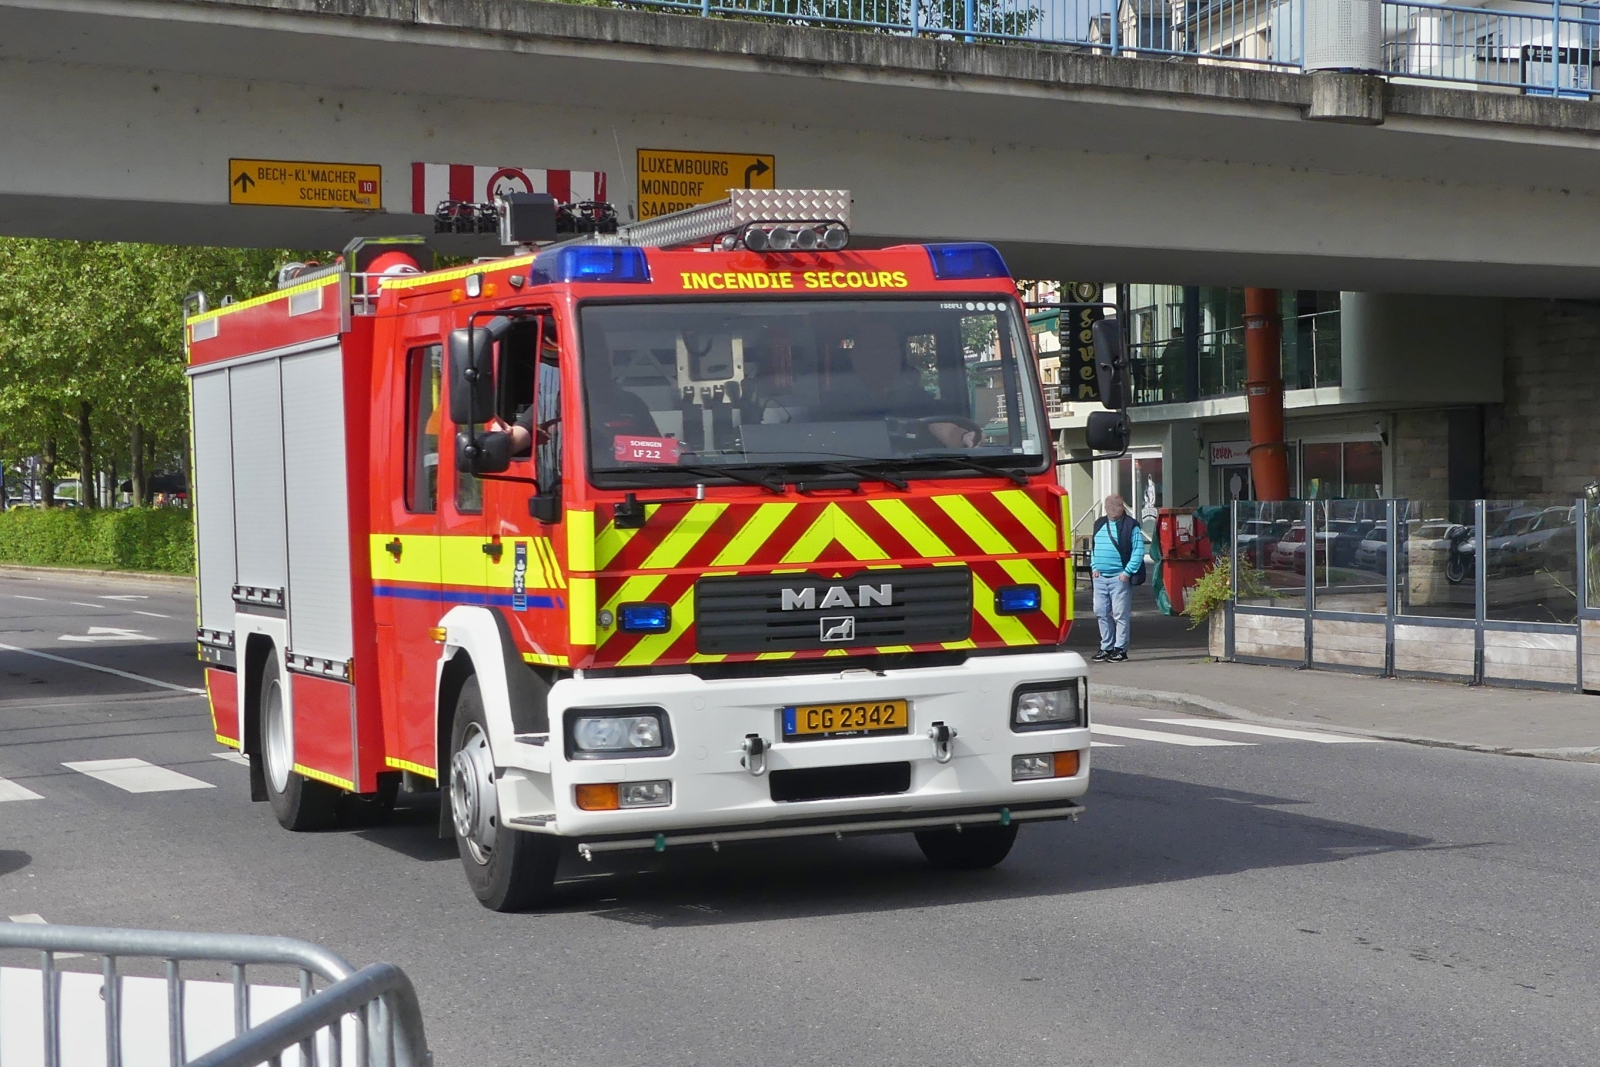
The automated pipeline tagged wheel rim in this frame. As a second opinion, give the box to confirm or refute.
[451,722,498,865]
[263,674,291,794]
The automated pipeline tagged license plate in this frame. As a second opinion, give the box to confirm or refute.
[783,699,909,740]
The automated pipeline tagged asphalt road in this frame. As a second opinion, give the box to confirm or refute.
[4,571,1599,1066]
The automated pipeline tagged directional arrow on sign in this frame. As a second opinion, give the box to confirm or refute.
[60,626,154,643]
[233,171,256,193]
[743,159,770,187]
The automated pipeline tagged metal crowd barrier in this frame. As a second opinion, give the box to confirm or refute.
[0,922,431,1067]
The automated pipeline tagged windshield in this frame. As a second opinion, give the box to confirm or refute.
[579,298,1046,484]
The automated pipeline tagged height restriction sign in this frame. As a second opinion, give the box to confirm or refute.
[636,149,775,220]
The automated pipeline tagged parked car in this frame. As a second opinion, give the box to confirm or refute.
[1325,519,1376,567]
[1355,523,1413,572]
[1236,518,1292,565]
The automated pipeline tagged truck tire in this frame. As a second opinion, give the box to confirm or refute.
[914,824,1019,870]
[449,676,559,911]
[258,648,339,831]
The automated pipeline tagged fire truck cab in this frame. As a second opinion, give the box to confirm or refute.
[187,191,1093,911]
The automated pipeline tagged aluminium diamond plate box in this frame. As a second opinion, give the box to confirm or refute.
[621,189,852,248]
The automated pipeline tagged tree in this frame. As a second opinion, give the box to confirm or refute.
[0,239,318,507]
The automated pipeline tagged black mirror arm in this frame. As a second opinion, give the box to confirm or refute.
[1056,445,1128,467]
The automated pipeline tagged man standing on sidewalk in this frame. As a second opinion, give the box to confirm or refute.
[1090,494,1145,662]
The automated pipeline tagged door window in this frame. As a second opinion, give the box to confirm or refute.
[405,345,442,514]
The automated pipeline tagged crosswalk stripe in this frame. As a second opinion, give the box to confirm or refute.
[0,777,43,802]
[1142,718,1383,744]
[212,751,251,766]
[1091,724,1255,747]
[62,758,214,793]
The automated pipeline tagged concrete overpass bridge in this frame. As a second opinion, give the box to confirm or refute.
[4,0,1600,295]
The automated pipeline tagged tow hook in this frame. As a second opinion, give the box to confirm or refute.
[741,734,769,777]
[928,721,957,764]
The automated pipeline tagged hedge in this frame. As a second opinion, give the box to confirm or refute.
[0,506,194,575]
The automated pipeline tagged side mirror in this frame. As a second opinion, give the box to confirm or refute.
[1085,410,1130,453]
[1091,318,1127,410]
[447,316,511,425]
[456,429,513,475]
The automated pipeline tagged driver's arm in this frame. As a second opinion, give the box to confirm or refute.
[926,419,982,449]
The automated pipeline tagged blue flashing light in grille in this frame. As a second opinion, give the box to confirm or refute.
[533,246,651,284]
[619,602,671,633]
[995,584,1042,615]
[925,243,1009,281]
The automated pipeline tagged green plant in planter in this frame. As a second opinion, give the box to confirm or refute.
[1182,558,1276,628]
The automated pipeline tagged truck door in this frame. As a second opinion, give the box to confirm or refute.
[373,340,446,774]
[484,312,566,664]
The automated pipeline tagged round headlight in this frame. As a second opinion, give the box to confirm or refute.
[574,717,626,750]
[822,224,849,250]
[743,227,769,252]
[767,226,795,251]
[794,226,821,250]
[628,717,663,749]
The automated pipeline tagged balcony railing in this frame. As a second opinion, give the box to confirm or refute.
[601,0,1600,96]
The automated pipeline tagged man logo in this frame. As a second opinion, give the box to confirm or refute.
[820,616,856,643]
[781,584,892,611]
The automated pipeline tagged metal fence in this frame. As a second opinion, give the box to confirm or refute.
[1226,497,1596,689]
[0,922,431,1067]
[1382,1,1600,95]
[606,0,1600,96]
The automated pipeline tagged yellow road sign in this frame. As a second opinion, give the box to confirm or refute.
[636,149,775,220]
[228,158,382,211]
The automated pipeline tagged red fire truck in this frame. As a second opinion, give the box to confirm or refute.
[186,190,1097,910]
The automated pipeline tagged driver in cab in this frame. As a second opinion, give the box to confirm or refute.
[818,321,981,450]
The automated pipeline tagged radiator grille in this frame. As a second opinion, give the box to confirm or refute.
[695,566,971,655]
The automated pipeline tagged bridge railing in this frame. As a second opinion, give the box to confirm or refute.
[609,0,1600,96]
[1381,1,1600,97]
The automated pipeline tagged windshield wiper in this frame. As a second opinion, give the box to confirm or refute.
[798,461,908,491]
[892,455,1032,486]
[622,463,788,496]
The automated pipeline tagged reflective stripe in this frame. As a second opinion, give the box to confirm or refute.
[780,503,889,564]
[568,510,596,572]
[709,503,796,566]
[385,756,437,778]
[867,498,952,558]
[293,762,354,791]
[569,576,597,646]
[994,489,1059,551]
[640,502,728,570]
[931,495,1012,555]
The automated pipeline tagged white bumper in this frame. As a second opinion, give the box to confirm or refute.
[494,650,1091,838]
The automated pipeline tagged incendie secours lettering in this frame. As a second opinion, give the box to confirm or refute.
[678,270,909,292]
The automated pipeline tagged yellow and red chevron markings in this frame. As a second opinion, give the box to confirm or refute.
[569,487,1071,668]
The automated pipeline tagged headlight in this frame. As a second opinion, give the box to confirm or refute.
[1011,681,1083,731]
[567,707,672,758]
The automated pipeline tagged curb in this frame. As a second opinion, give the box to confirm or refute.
[1089,682,1600,764]
[0,564,194,588]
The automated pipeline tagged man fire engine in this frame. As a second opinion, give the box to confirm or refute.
[186,190,1110,911]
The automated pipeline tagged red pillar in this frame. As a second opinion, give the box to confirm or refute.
[1244,288,1290,501]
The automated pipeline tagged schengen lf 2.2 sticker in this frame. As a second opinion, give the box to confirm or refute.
[513,542,528,612]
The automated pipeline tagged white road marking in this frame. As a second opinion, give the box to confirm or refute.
[1089,741,1123,748]
[97,594,150,601]
[0,777,43,802]
[62,758,214,793]
[67,602,105,609]
[1143,718,1384,744]
[133,610,172,619]
[1091,724,1256,747]
[0,966,337,1067]
[59,625,153,643]
[0,642,204,694]
[11,595,46,601]
[213,750,250,766]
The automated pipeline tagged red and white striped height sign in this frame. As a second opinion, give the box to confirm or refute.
[411,164,608,214]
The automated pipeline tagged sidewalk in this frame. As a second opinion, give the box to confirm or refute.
[1093,647,1600,763]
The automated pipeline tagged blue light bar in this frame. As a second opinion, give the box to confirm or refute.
[926,243,1010,281]
[533,245,651,284]
[995,584,1042,615]
[619,602,671,633]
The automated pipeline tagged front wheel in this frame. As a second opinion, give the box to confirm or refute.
[914,823,1019,870]
[258,648,339,831]
[450,676,560,911]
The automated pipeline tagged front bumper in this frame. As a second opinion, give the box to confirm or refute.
[494,650,1091,838]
